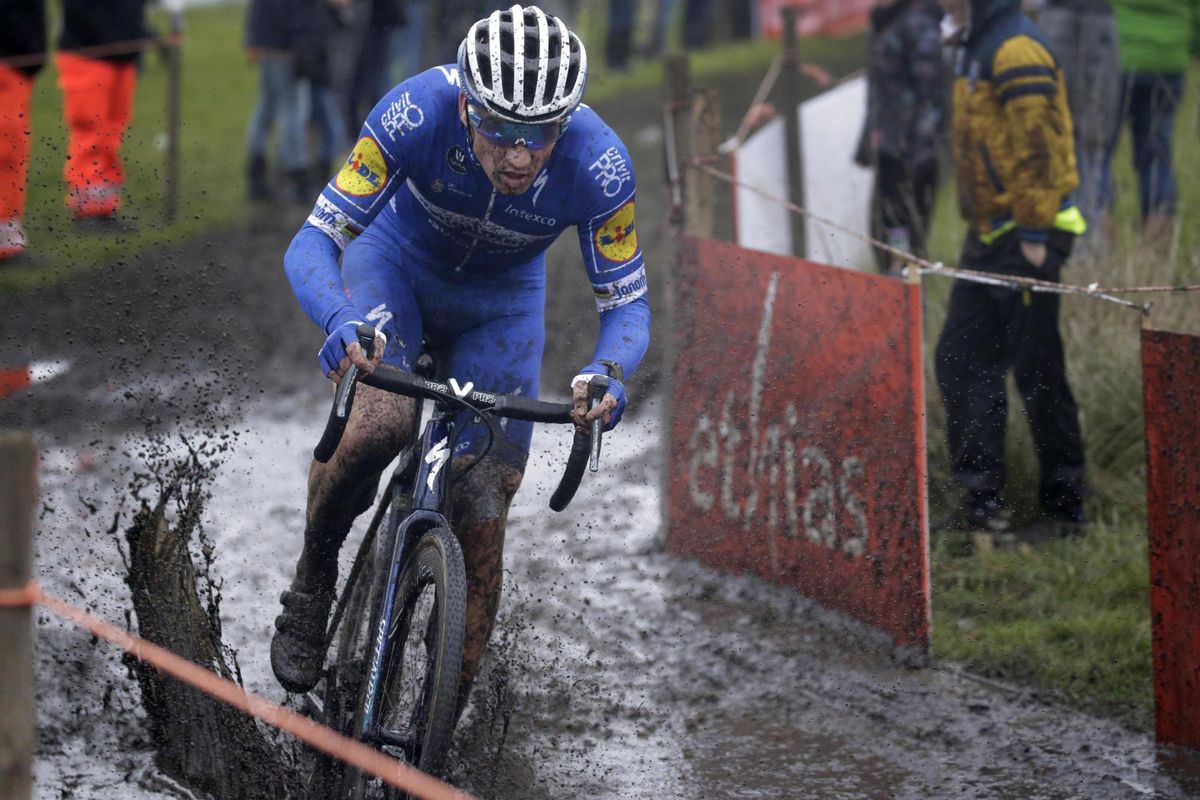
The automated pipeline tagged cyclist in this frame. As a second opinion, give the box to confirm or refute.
[272,5,651,712]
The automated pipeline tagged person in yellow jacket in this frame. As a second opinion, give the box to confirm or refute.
[935,0,1088,537]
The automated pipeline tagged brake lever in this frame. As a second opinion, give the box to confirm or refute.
[334,324,378,417]
[587,374,609,472]
[313,323,378,463]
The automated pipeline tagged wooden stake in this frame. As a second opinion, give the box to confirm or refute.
[780,6,806,257]
[685,89,722,239]
[0,431,36,800]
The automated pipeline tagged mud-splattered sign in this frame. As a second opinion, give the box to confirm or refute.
[666,236,929,651]
[1142,327,1200,751]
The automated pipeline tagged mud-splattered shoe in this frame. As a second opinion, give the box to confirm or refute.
[270,586,335,694]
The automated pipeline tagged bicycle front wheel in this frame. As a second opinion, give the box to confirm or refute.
[347,526,467,798]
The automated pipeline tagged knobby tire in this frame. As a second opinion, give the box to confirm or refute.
[343,526,467,799]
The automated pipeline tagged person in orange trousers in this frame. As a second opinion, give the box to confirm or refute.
[0,0,47,264]
[57,0,149,228]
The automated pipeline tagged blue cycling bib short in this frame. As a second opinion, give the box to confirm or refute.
[284,66,651,467]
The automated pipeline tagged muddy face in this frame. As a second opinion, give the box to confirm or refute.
[458,96,556,196]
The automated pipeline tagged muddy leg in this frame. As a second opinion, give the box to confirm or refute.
[292,386,416,592]
[449,456,523,715]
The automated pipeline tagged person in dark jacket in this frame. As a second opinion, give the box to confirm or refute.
[857,0,946,273]
[1036,0,1120,256]
[346,0,407,131]
[244,0,323,202]
[0,0,46,263]
[57,0,149,228]
[935,0,1088,537]
[606,0,636,70]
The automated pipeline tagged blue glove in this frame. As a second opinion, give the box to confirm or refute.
[573,362,627,431]
[319,308,366,377]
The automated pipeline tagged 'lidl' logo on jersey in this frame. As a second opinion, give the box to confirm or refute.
[336,137,387,197]
[594,200,637,263]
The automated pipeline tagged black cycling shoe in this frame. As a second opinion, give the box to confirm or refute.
[270,586,336,694]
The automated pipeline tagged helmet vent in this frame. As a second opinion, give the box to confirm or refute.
[457,4,588,123]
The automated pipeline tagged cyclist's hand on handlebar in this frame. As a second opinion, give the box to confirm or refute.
[570,373,625,433]
[319,318,387,381]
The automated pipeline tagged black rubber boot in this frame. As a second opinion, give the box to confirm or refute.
[270,584,336,694]
[247,155,271,201]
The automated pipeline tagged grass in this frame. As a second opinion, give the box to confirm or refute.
[924,65,1200,734]
[932,511,1154,730]
[1,2,254,292]
[7,0,1189,736]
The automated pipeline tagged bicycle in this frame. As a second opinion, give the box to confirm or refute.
[310,324,609,797]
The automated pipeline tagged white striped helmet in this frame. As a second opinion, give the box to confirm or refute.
[457,5,588,124]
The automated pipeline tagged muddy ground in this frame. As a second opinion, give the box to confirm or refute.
[5,149,1200,799]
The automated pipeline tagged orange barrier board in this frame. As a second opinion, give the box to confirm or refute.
[667,236,929,650]
[1142,327,1200,750]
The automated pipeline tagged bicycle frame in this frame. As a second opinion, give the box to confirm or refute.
[357,402,459,746]
[314,327,607,761]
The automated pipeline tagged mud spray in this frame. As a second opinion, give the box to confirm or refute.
[122,438,294,799]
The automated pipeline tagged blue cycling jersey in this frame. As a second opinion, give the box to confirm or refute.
[284,65,650,385]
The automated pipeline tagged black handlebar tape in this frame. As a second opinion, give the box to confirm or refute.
[493,395,573,423]
[360,365,429,398]
[356,323,376,359]
[550,428,591,513]
[313,324,378,463]
[313,364,360,463]
[550,373,612,512]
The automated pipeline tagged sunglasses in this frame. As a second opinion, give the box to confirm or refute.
[466,103,565,150]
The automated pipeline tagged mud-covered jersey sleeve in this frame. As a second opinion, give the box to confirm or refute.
[306,77,438,249]
[572,120,650,380]
[286,74,439,333]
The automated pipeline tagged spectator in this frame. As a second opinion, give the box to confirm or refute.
[1106,0,1199,236]
[346,0,407,128]
[934,0,1088,537]
[683,0,716,47]
[644,0,680,57]
[387,0,430,85]
[244,0,317,203]
[310,0,352,179]
[607,0,637,70]
[57,0,150,229]
[0,0,46,264]
[856,0,946,274]
[428,0,490,65]
[1035,0,1120,256]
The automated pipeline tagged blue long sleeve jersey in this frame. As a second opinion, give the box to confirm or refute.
[283,65,651,383]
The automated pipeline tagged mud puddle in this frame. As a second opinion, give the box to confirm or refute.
[24,388,1200,799]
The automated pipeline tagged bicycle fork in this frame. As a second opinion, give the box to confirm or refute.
[357,413,456,747]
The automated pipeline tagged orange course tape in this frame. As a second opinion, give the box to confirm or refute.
[0,580,39,607]
[19,585,474,800]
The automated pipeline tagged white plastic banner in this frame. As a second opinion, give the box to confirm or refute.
[800,75,874,269]
[733,74,875,271]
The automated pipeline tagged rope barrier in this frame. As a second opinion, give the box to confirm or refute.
[0,580,40,608]
[0,580,478,800]
[0,34,183,71]
[717,57,837,156]
[689,159,1172,314]
[718,54,784,155]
